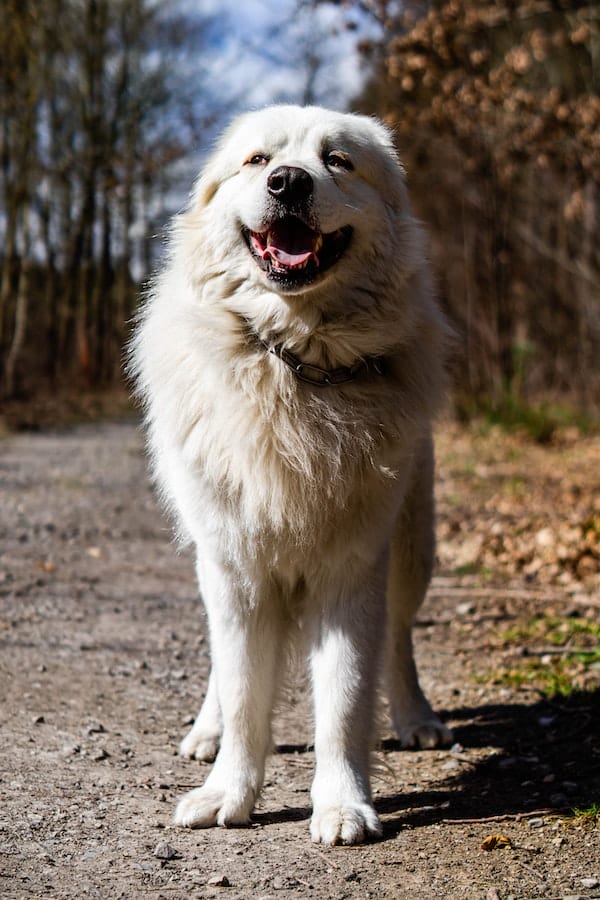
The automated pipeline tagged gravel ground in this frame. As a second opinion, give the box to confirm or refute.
[0,420,598,899]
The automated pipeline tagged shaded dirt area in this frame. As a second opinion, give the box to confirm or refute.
[1,420,598,900]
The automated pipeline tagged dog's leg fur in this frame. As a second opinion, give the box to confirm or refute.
[175,557,283,828]
[179,666,222,762]
[386,434,453,749]
[309,569,386,845]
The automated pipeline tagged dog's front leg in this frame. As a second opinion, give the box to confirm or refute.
[175,561,282,829]
[309,582,385,845]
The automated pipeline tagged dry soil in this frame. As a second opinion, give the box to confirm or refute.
[0,420,598,899]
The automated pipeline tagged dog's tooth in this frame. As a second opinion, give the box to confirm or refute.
[314,234,323,252]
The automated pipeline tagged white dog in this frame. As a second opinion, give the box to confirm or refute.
[132,105,452,846]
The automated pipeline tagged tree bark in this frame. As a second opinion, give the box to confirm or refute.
[4,209,32,398]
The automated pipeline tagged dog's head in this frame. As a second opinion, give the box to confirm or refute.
[189,106,419,298]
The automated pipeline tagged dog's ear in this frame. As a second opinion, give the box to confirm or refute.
[190,115,249,208]
[350,114,410,215]
[191,159,222,208]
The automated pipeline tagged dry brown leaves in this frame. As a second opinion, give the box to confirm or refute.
[380,0,600,181]
[435,422,600,598]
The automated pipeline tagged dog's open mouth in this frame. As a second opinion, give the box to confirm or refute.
[243,217,352,289]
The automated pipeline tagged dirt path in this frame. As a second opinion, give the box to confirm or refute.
[1,421,598,899]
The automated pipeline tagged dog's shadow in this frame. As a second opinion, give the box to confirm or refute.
[254,688,599,838]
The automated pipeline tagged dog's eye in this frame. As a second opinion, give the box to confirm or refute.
[323,150,353,172]
[245,153,270,166]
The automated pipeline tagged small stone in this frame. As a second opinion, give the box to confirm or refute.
[154,841,180,860]
[562,781,578,794]
[456,601,476,616]
[580,878,600,889]
[33,715,45,725]
[207,873,230,887]
[528,817,545,828]
[549,792,568,808]
[91,748,110,762]
[537,716,555,728]
[86,722,106,735]
[171,669,187,681]
[61,742,81,757]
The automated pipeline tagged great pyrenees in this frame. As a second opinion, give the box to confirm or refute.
[132,104,452,845]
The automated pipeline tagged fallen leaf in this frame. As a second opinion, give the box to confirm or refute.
[481,833,512,851]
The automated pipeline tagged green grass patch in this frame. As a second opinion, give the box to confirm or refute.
[569,804,600,828]
[482,659,581,697]
[477,616,600,696]
[453,564,496,580]
[498,616,600,649]
[458,395,599,444]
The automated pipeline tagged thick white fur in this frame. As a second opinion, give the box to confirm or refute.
[131,105,452,846]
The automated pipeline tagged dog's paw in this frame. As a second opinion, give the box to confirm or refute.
[396,717,453,750]
[174,785,254,828]
[179,730,220,762]
[310,803,382,846]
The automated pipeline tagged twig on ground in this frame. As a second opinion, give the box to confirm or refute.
[440,809,561,825]
[522,647,598,657]
[514,857,545,881]
[311,846,341,869]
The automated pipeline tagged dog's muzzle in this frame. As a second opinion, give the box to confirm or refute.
[242,165,352,291]
[243,216,352,291]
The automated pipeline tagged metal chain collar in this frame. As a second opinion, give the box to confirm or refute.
[257,336,386,387]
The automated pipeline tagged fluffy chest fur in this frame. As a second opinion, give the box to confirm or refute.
[139,287,420,557]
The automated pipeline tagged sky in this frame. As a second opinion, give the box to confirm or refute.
[176,0,383,134]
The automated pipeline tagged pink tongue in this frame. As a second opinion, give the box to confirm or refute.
[264,245,315,267]
[260,221,318,268]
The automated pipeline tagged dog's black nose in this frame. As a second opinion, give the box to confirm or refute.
[267,166,313,203]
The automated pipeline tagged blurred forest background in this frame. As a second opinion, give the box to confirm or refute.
[0,0,598,431]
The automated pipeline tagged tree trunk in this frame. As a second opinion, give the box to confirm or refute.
[0,206,18,346]
[4,209,32,398]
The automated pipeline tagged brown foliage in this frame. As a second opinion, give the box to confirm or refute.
[357,0,600,412]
